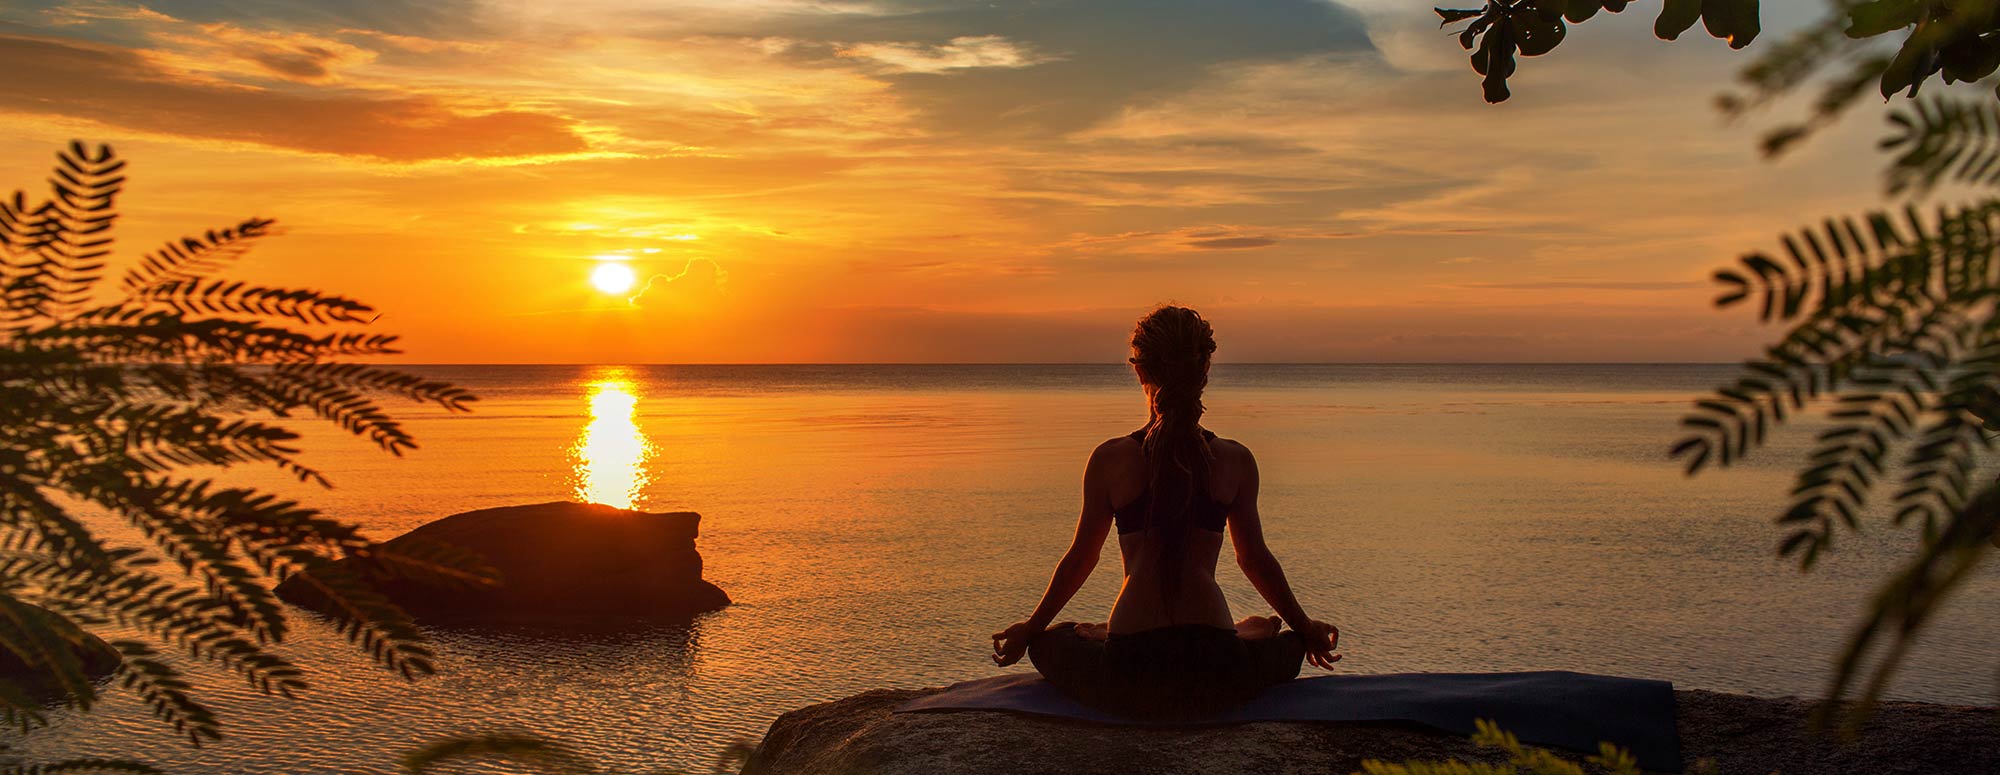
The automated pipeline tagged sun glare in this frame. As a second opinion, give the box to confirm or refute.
[590,262,638,295]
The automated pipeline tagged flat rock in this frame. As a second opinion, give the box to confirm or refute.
[276,501,729,625]
[744,684,1999,775]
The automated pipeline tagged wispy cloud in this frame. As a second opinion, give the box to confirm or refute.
[0,32,589,160]
[629,257,729,306]
[149,23,378,83]
[838,35,1052,73]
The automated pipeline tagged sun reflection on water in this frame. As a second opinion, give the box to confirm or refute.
[571,374,652,510]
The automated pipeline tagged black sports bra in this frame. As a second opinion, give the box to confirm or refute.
[1111,429,1228,535]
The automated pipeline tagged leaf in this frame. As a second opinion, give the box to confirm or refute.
[1880,34,1933,98]
[1565,1,1602,24]
[1845,0,1921,39]
[0,760,164,775]
[1475,17,1518,103]
[1655,0,1704,41]
[1515,13,1567,57]
[1436,7,1484,26]
[1702,0,1760,49]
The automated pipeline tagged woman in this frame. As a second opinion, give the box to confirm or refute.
[991,305,1340,720]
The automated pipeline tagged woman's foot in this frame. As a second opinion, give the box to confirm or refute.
[1234,614,1284,640]
[1074,621,1110,641]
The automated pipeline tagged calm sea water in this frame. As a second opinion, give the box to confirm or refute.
[16,364,1999,773]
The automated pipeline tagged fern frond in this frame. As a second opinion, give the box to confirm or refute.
[110,642,220,746]
[0,143,121,326]
[0,142,479,754]
[357,538,502,592]
[1672,298,1940,472]
[271,363,477,412]
[286,561,435,679]
[261,369,424,454]
[36,403,326,486]
[0,678,50,734]
[1822,479,2000,728]
[155,481,368,559]
[0,760,164,775]
[1710,204,1998,324]
[1886,97,2000,195]
[1778,326,1962,569]
[117,219,271,296]
[35,564,304,698]
[137,281,374,326]
[1676,200,2000,475]
[1891,334,2000,536]
[400,734,597,775]
[23,313,355,364]
[0,480,110,571]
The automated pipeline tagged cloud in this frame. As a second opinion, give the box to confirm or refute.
[0,33,590,160]
[60,0,490,38]
[786,0,1376,134]
[336,28,491,55]
[1186,236,1278,250]
[150,23,377,83]
[838,34,1050,73]
[38,2,177,27]
[629,257,729,306]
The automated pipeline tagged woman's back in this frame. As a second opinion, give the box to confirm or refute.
[1099,430,1252,634]
[990,304,1338,715]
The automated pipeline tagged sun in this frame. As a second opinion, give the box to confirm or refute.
[590,262,638,295]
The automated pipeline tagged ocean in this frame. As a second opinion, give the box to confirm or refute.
[16,364,1999,773]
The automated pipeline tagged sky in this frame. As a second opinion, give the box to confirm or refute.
[0,0,1924,363]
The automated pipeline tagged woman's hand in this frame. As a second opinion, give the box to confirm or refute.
[1297,619,1341,669]
[992,621,1039,666]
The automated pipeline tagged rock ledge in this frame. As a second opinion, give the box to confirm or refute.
[745,684,1997,775]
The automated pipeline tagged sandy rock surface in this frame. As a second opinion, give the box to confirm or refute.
[744,685,1998,775]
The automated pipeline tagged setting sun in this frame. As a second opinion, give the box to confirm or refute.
[590,262,638,295]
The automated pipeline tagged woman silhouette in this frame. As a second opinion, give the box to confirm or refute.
[992,305,1339,719]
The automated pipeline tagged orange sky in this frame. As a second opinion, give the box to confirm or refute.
[0,1,1913,362]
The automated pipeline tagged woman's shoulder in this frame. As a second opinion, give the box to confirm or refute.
[1206,434,1255,466]
[1091,432,1143,459]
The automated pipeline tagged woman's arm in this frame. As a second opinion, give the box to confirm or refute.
[1226,443,1339,666]
[992,441,1117,666]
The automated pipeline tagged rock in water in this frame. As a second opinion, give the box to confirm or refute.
[744,686,2000,775]
[0,606,121,698]
[276,501,730,624]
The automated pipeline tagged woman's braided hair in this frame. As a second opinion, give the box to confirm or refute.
[1128,305,1217,607]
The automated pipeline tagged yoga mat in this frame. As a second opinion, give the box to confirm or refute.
[898,671,1682,773]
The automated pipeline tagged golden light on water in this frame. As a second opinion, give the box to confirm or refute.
[571,375,652,509]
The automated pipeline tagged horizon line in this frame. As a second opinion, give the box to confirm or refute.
[376,361,1746,367]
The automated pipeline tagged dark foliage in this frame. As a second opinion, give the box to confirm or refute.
[1435,1,1760,104]
[1428,0,1999,726]
[1672,100,2000,721]
[1436,1,2000,156]
[399,734,754,775]
[0,142,499,757]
